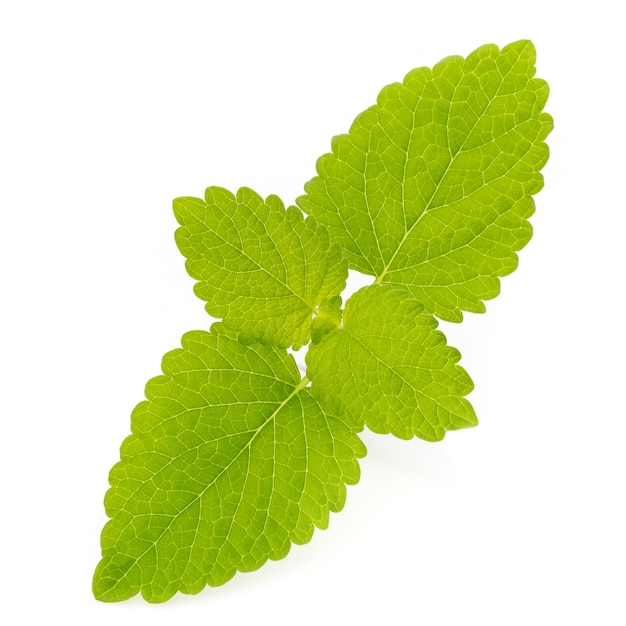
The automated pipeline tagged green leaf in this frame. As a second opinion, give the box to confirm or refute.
[297,40,553,321]
[174,187,347,349]
[306,285,477,441]
[93,325,365,603]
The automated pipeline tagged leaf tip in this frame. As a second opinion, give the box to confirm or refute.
[92,558,137,603]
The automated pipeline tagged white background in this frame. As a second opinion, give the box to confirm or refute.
[1,1,624,624]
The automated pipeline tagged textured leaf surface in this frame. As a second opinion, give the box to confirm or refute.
[174,187,347,348]
[307,286,477,441]
[93,325,364,603]
[297,40,553,321]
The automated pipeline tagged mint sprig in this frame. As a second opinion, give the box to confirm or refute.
[94,40,552,602]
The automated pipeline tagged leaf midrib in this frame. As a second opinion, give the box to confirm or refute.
[375,58,518,285]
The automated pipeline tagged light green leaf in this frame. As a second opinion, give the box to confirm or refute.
[174,187,347,348]
[306,285,477,441]
[297,40,553,321]
[93,325,364,603]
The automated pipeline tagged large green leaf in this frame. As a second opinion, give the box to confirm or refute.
[174,187,347,348]
[93,325,364,603]
[306,285,477,441]
[297,40,553,321]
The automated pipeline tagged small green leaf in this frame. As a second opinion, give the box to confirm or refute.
[310,296,343,343]
[174,187,347,348]
[307,285,477,441]
[297,40,553,321]
[93,325,364,603]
